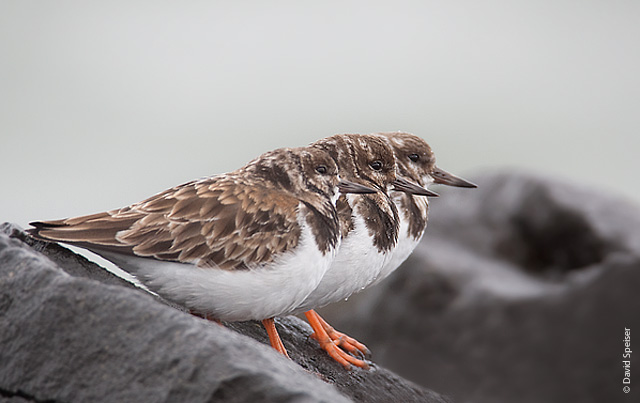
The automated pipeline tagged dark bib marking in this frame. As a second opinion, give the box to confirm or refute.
[336,195,354,239]
[356,195,399,253]
[400,193,428,239]
[302,201,340,255]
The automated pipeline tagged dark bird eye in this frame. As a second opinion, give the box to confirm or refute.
[370,160,383,171]
[409,154,420,162]
[315,165,327,174]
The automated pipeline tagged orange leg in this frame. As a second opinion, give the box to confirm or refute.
[309,310,370,358]
[304,311,369,369]
[262,318,290,358]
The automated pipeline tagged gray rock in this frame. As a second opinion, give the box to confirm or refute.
[0,223,450,403]
[319,171,640,403]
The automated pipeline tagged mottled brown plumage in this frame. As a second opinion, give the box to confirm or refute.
[298,133,411,369]
[379,132,436,239]
[29,147,345,271]
[371,131,476,290]
[378,131,476,240]
[312,134,400,253]
[301,132,475,369]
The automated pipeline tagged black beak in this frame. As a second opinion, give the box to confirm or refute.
[432,167,477,188]
[338,180,377,194]
[392,177,439,197]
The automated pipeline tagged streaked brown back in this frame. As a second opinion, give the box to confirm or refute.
[29,175,302,270]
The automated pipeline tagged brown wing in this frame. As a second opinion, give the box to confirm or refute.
[29,177,302,270]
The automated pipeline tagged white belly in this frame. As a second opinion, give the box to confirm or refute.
[370,194,428,287]
[294,212,387,312]
[98,222,334,322]
[370,218,423,287]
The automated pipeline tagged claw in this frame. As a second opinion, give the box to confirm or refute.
[313,310,371,358]
[326,327,371,359]
[304,310,370,369]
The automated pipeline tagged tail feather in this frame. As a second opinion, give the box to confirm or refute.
[27,212,139,252]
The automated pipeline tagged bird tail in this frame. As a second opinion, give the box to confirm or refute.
[28,211,138,254]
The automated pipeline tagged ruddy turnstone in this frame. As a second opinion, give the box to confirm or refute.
[28,146,376,358]
[371,131,477,286]
[298,134,434,369]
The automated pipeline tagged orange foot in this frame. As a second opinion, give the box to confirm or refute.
[312,310,370,358]
[305,310,369,369]
[262,318,290,358]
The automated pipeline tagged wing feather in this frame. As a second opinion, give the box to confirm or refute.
[28,176,302,270]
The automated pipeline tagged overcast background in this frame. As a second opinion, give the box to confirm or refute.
[1,1,638,227]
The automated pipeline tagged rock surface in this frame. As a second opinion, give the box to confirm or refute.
[0,223,450,403]
[319,171,640,403]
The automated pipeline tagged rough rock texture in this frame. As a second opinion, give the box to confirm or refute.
[320,171,640,403]
[0,223,450,403]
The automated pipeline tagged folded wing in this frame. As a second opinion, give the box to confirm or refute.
[29,177,302,270]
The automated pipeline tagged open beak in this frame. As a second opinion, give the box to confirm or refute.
[392,177,439,197]
[432,167,477,188]
[338,180,377,194]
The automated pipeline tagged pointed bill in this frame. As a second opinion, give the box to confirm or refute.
[338,180,377,194]
[392,177,439,197]
[432,167,477,188]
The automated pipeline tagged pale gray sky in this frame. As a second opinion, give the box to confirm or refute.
[2,1,638,227]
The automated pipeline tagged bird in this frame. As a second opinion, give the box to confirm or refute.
[294,134,435,369]
[370,131,477,287]
[300,132,475,368]
[27,146,377,358]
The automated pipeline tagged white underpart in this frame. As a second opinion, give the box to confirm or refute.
[97,209,335,322]
[294,195,388,312]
